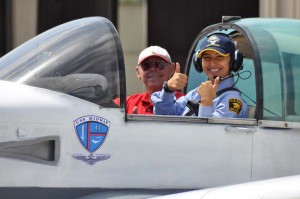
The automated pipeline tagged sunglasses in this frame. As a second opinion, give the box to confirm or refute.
[139,61,170,71]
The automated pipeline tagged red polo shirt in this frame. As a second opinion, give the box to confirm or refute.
[114,91,184,114]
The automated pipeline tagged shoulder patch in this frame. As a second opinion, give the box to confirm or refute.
[228,98,242,114]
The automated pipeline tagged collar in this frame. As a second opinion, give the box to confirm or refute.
[217,76,235,91]
[141,92,151,104]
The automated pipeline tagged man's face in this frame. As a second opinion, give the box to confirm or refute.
[136,56,174,93]
[201,50,231,81]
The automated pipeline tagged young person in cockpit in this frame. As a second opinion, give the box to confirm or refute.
[151,33,248,118]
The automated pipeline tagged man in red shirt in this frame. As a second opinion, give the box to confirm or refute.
[114,46,184,114]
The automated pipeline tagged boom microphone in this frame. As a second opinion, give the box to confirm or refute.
[213,73,234,81]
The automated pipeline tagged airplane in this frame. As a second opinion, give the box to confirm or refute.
[150,175,300,199]
[0,16,299,198]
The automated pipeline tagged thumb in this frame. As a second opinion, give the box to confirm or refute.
[175,62,180,73]
[133,106,138,114]
[214,77,220,89]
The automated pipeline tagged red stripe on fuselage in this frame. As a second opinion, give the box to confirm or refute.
[87,122,106,150]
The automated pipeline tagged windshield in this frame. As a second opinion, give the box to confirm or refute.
[237,18,300,121]
[186,18,300,122]
[0,17,125,108]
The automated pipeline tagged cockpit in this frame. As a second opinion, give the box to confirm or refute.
[0,17,300,123]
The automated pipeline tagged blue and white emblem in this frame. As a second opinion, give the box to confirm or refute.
[72,115,111,165]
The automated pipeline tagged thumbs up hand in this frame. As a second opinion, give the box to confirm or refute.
[197,77,220,106]
[166,62,188,91]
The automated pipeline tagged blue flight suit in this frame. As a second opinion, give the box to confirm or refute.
[151,77,248,118]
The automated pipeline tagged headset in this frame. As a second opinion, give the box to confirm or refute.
[193,33,244,73]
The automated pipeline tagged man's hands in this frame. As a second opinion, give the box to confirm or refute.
[167,62,188,91]
[165,62,220,107]
[197,77,220,106]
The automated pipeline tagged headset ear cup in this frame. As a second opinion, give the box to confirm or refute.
[231,50,244,72]
[193,51,203,73]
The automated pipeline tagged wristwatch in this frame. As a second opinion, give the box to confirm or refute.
[163,81,174,93]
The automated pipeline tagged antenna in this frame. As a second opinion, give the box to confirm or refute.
[222,16,241,23]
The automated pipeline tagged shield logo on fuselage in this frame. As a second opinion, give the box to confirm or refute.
[74,115,110,153]
[73,116,111,165]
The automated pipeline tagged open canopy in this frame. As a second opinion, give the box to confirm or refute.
[0,17,126,107]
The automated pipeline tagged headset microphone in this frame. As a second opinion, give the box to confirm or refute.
[213,73,234,81]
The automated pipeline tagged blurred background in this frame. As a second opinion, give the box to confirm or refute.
[0,0,299,95]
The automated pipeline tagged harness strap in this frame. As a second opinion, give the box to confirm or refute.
[184,87,240,116]
[216,87,240,96]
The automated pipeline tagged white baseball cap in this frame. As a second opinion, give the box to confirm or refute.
[138,46,172,65]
